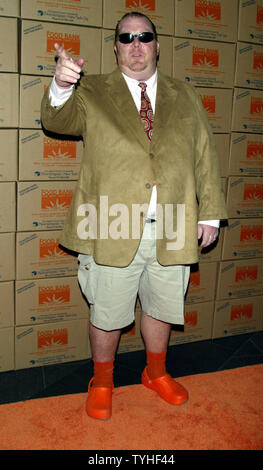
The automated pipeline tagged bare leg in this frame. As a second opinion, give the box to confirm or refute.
[89,321,121,362]
[140,310,171,353]
[140,311,188,404]
[86,321,121,419]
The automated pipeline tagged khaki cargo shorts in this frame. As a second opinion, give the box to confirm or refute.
[78,221,190,331]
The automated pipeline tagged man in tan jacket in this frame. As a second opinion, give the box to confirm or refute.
[41,12,227,420]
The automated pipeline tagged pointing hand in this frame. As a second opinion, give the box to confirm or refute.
[54,42,84,88]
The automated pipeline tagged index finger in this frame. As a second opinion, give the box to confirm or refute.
[54,42,71,60]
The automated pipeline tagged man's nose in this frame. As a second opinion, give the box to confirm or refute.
[133,37,141,47]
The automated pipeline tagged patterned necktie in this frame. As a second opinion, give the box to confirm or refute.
[138,82,154,141]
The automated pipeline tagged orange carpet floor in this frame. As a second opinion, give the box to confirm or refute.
[0,364,262,450]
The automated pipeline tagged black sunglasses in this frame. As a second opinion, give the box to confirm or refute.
[118,32,155,44]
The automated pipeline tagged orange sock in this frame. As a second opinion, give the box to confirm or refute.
[93,359,114,388]
[146,350,167,380]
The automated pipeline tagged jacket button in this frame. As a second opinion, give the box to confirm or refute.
[149,153,154,159]
[145,183,151,189]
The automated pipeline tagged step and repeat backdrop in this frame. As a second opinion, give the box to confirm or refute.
[0,0,263,372]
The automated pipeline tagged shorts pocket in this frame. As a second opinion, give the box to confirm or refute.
[183,266,190,295]
[77,254,96,304]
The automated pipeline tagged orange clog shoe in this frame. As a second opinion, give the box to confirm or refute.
[86,377,113,420]
[142,367,188,405]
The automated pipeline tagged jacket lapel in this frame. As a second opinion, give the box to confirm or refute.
[105,69,150,152]
[151,72,179,148]
[104,69,181,152]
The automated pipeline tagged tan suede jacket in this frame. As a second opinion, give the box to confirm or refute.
[41,69,227,266]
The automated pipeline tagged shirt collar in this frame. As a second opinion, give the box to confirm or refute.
[122,69,158,89]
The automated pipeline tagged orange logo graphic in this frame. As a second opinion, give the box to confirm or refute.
[230,303,253,321]
[185,310,198,326]
[195,0,221,21]
[39,285,70,305]
[39,238,68,258]
[250,96,263,115]
[253,51,263,71]
[38,327,68,349]
[201,94,216,114]
[41,189,73,210]
[43,138,77,160]
[190,271,200,287]
[126,324,136,336]
[257,5,263,24]
[126,0,155,10]
[243,183,263,201]
[46,31,80,55]
[240,224,263,242]
[193,46,219,68]
[235,265,258,282]
[247,140,263,160]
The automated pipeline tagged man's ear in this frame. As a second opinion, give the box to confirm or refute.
[114,45,118,64]
[156,41,160,63]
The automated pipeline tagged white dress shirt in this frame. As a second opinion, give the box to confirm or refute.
[49,75,219,228]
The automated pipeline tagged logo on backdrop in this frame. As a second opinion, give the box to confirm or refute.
[43,138,77,160]
[194,0,221,21]
[193,46,219,68]
[41,189,73,210]
[39,285,70,305]
[126,0,156,11]
[39,237,68,258]
[38,327,68,349]
[243,183,263,201]
[185,310,198,327]
[250,96,263,115]
[200,94,216,114]
[235,265,258,283]
[246,140,263,160]
[257,5,263,25]
[230,303,253,321]
[46,31,80,55]
[240,225,263,242]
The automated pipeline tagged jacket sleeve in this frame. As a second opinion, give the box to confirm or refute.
[192,87,228,222]
[41,80,87,137]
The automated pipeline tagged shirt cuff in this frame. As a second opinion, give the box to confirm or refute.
[198,220,220,228]
[49,76,74,107]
